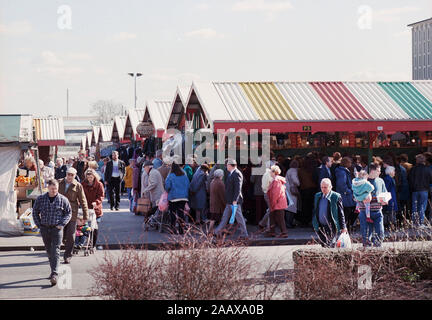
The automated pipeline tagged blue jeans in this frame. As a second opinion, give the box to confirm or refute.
[40,225,63,276]
[127,188,133,212]
[411,191,429,225]
[359,210,384,247]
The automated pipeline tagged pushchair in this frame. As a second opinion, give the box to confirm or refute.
[143,208,172,233]
[73,209,97,256]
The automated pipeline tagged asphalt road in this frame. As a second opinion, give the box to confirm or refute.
[1,241,431,300]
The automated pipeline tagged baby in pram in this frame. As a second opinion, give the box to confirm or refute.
[75,216,92,249]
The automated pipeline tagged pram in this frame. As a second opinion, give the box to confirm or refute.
[73,209,97,256]
[143,208,172,233]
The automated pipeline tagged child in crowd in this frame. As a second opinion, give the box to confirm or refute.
[352,170,375,224]
[75,216,92,249]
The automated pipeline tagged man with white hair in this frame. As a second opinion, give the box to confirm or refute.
[39,159,54,187]
[312,178,347,248]
[58,167,89,263]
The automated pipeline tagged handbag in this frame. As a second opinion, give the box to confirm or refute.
[136,197,151,214]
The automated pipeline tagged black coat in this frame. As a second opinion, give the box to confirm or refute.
[225,168,243,205]
[408,164,432,192]
[55,165,68,180]
[104,160,126,183]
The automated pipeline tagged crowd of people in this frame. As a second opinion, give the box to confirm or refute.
[19,147,432,286]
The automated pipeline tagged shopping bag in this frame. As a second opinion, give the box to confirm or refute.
[285,183,293,207]
[229,204,238,224]
[20,209,40,235]
[336,232,352,249]
[158,192,169,212]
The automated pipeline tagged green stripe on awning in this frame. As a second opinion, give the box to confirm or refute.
[378,82,432,119]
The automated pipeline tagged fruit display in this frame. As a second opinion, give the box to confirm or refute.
[16,176,31,187]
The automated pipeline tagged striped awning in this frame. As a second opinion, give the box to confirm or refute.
[33,116,66,146]
[208,81,432,122]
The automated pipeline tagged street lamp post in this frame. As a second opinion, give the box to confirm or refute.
[128,72,143,109]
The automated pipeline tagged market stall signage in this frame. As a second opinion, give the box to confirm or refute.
[136,121,155,138]
[302,126,312,132]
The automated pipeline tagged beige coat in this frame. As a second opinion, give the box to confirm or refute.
[141,168,165,207]
[58,178,89,221]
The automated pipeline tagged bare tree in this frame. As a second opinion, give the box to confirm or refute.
[90,100,124,125]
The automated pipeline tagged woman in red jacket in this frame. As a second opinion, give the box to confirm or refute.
[82,169,104,248]
[266,165,288,238]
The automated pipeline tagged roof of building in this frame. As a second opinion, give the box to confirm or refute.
[145,100,172,131]
[0,114,33,143]
[166,85,192,129]
[189,81,432,125]
[33,116,66,146]
[112,116,127,141]
[407,17,432,27]
[99,123,113,142]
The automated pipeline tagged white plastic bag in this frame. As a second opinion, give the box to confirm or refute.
[336,232,352,249]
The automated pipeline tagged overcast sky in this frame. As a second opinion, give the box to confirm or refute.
[1,0,432,116]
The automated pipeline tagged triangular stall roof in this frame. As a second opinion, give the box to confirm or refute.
[111,116,127,142]
[166,85,191,131]
[98,123,113,142]
[144,100,172,138]
[123,109,145,141]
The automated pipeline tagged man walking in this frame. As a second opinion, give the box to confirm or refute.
[408,154,432,227]
[73,150,89,181]
[214,159,249,240]
[32,179,72,286]
[59,167,89,263]
[104,151,126,211]
[312,178,347,247]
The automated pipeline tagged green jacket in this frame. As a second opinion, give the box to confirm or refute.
[312,190,346,233]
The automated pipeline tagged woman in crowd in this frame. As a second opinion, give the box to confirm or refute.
[383,166,398,227]
[165,162,190,234]
[266,165,288,238]
[285,159,300,228]
[38,159,54,187]
[20,156,37,176]
[124,159,134,213]
[297,156,318,227]
[189,164,209,224]
[82,169,104,249]
[335,157,357,231]
[209,169,226,235]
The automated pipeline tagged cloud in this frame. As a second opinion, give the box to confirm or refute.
[184,28,225,39]
[110,32,137,41]
[393,30,410,37]
[373,6,420,23]
[232,0,293,13]
[0,21,32,36]
[41,51,64,66]
[349,70,410,81]
[149,72,201,82]
[195,3,210,11]
[66,53,92,60]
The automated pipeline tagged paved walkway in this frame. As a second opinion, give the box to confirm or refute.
[1,196,431,251]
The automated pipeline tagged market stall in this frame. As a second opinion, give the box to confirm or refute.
[178,81,432,163]
[0,114,33,236]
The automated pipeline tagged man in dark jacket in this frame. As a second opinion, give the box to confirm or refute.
[73,150,89,181]
[408,154,432,226]
[312,178,347,247]
[104,151,126,210]
[214,159,248,239]
[318,156,333,186]
[55,158,68,180]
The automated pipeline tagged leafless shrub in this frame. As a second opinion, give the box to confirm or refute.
[293,247,432,300]
[90,227,290,300]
